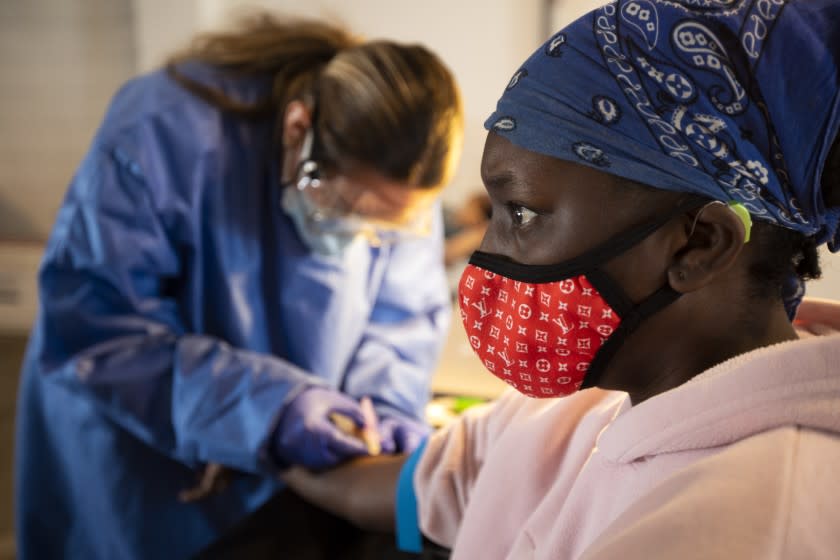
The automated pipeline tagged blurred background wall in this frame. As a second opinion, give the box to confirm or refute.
[0,0,135,334]
[1,2,136,557]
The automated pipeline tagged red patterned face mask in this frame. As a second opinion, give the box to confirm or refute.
[459,200,702,398]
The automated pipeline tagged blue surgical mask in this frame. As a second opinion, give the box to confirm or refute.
[281,185,363,257]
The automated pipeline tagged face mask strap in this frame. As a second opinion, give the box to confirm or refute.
[580,283,682,389]
[469,197,707,283]
[581,198,751,388]
[463,197,738,395]
[584,199,754,387]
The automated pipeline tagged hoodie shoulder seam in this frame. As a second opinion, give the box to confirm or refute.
[777,426,800,559]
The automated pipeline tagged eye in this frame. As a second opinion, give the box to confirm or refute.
[509,203,538,227]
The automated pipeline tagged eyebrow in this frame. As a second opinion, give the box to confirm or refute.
[482,171,516,191]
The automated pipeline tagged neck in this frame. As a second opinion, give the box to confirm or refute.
[605,301,799,405]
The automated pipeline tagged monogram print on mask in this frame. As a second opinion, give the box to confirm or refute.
[459,267,621,398]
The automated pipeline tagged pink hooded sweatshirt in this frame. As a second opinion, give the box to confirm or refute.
[413,333,840,559]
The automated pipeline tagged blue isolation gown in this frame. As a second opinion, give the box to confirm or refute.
[14,65,451,559]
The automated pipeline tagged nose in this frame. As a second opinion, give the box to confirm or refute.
[472,220,529,266]
[475,222,505,255]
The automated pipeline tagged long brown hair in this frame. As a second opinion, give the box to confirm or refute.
[167,14,462,188]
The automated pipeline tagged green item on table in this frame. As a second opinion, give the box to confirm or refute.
[452,396,485,414]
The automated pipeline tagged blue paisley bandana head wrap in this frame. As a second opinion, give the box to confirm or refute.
[486,0,840,252]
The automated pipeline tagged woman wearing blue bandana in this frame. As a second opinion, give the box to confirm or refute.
[281,1,840,558]
[14,16,463,560]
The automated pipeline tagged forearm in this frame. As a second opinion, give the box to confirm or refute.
[794,297,840,334]
[282,454,407,532]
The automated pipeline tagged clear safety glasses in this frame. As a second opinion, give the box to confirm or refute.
[292,131,434,246]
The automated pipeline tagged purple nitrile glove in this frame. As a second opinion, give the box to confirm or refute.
[377,413,431,455]
[272,386,370,471]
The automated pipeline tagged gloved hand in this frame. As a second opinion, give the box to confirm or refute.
[377,412,431,455]
[272,386,370,470]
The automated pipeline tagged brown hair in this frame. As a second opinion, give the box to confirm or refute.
[167,14,462,188]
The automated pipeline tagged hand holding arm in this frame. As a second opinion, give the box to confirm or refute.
[180,387,373,501]
[272,386,371,470]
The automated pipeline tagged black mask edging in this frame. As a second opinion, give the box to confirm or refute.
[466,197,705,391]
[579,281,682,389]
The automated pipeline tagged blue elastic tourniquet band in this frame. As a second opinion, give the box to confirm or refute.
[395,439,428,553]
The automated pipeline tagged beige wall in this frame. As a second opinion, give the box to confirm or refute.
[810,248,839,300]
[0,0,135,242]
[0,0,136,332]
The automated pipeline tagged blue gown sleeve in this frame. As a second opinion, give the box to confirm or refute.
[35,145,320,474]
[341,205,452,421]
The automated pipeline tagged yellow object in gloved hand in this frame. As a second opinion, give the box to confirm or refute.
[329,396,381,456]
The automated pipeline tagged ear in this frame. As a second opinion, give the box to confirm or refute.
[667,202,748,294]
[282,100,312,148]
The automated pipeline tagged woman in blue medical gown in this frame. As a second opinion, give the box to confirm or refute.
[14,15,463,559]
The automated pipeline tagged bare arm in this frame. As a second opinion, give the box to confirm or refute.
[794,297,840,337]
[281,454,408,532]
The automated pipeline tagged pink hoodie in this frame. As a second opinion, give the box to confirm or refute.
[415,333,840,559]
